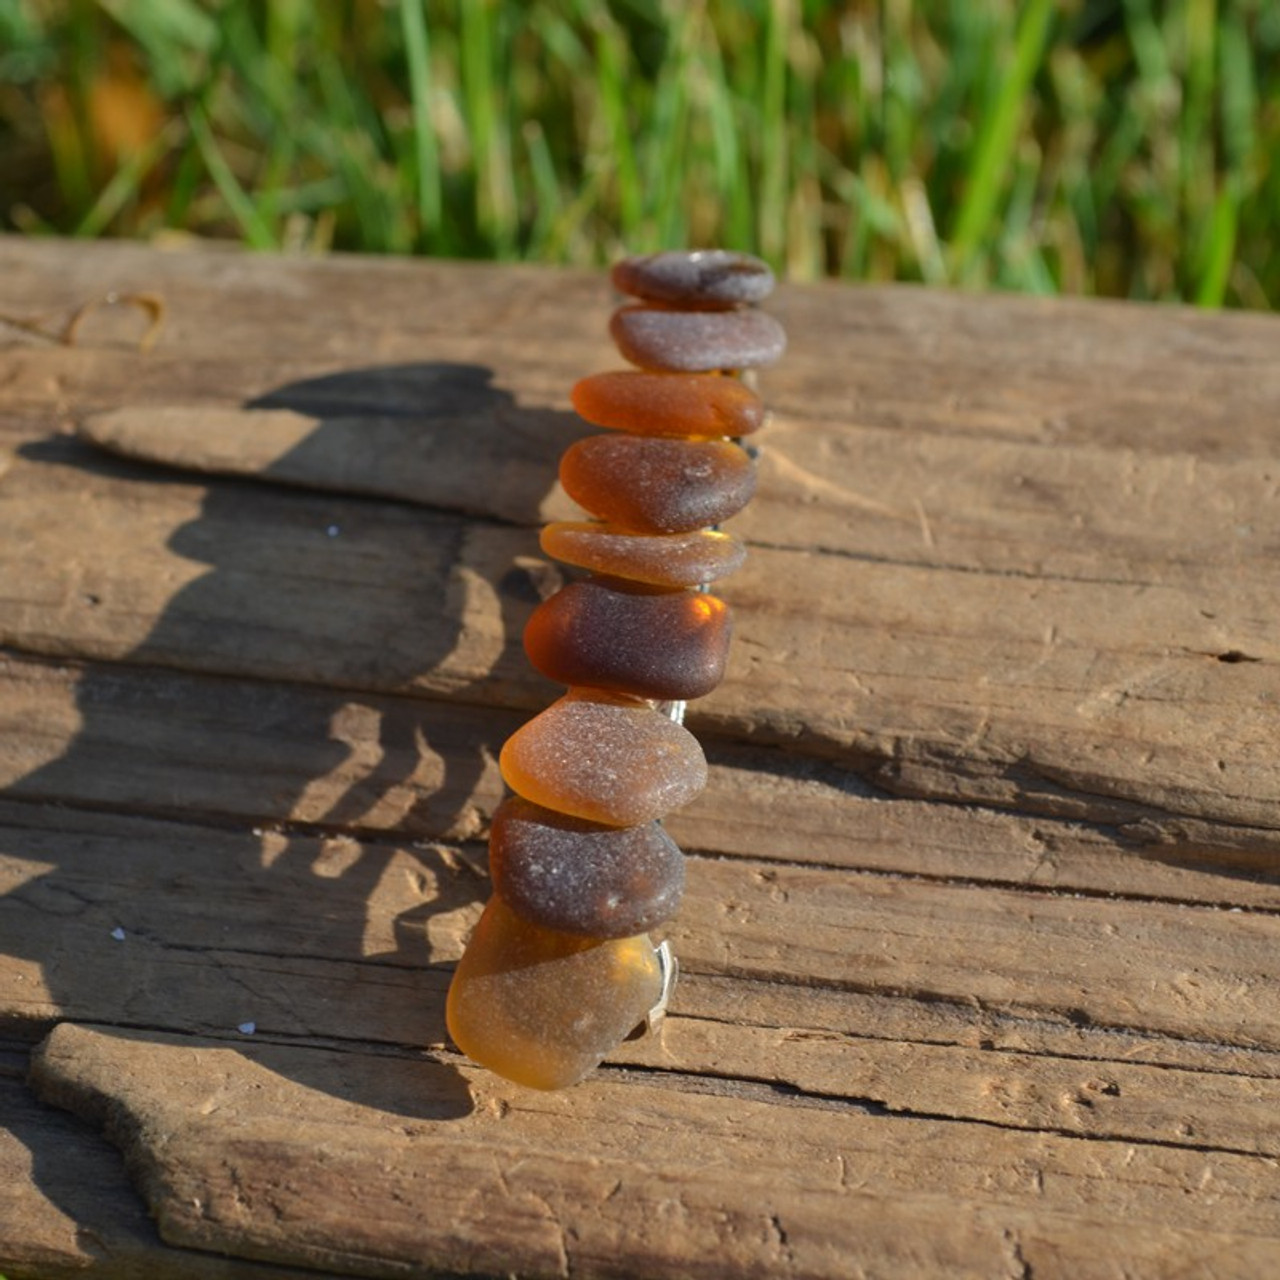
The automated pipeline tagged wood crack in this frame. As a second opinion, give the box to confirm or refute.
[745,534,1176,591]
[614,1059,1278,1160]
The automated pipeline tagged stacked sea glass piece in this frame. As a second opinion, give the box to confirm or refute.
[447,250,785,1089]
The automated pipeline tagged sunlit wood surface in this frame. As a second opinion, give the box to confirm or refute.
[1,237,1278,1279]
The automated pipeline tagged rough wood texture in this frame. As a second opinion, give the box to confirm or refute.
[1,235,1278,1279]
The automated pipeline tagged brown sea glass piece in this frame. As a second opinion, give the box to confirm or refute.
[446,894,663,1090]
[541,521,746,587]
[560,435,757,534]
[500,689,707,825]
[571,370,765,438]
[525,577,731,701]
[612,250,775,308]
[489,796,685,937]
[611,305,787,372]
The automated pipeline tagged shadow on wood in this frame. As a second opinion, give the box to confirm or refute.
[0,363,580,1194]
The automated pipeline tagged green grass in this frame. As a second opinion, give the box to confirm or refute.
[1,0,1277,306]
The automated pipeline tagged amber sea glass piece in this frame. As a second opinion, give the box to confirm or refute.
[612,250,775,308]
[542,521,746,588]
[611,305,787,372]
[571,371,765,438]
[525,577,731,701]
[560,435,757,534]
[500,689,707,825]
[489,796,685,937]
[446,894,663,1090]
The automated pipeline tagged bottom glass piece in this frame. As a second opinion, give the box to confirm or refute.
[446,894,665,1090]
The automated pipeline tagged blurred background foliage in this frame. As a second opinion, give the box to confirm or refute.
[1,0,1276,306]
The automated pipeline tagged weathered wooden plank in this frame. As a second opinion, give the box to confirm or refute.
[5,237,1280,1280]
[0,438,549,701]
[769,283,1280,459]
[80,399,584,527]
[672,859,1280,1049]
[657,1016,1280,1156]
[5,239,1278,844]
[28,1024,1280,1280]
[0,1073,317,1280]
[2,435,1275,840]
[681,744,1280,898]
[10,240,1280,622]
[5,236,1280,463]
[3,654,1276,904]
[0,650,516,841]
[725,544,1277,828]
[4,799,1280,1098]
[8,829,1280,1279]
[3,803,1278,1067]
[79,405,1280,596]
[671,970,1280,1080]
[0,240,616,446]
[752,418,1280,586]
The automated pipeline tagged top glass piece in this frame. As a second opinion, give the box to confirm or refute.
[612,250,775,308]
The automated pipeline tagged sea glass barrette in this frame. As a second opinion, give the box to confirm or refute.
[446,249,785,1089]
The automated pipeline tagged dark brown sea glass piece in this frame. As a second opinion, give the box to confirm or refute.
[541,521,746,587]
[489,796,685,938]
[571,370,765,438]
[560,435,758,534]
[611,305,787,372]
[500,689,707,825]
[612,250,775,308]
[525,577,731,701]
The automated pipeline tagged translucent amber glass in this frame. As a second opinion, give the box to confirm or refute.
[446,894,663,1090]
[524,578,731,702]
[560,435,757,534]
[571,371,765,438]
[499,689,707,826]
[610,305,787,373]
[611,250,775,308]
[541,521,746,588]
[489,796,685,937]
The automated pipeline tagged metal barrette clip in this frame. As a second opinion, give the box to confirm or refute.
[626,692,687,1042]
[627,938,679,1040]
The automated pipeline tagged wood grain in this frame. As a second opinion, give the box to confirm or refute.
[2,653,1276,905]
[29,1025,1280,1280]
[3,430,1274,841]
[5,799,1279,1055]
[5,800,1280,1151]
[1,235,1278,1279]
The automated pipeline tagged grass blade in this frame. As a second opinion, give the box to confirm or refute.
[186,103,275,249]
[399,0,442,234]
[949,0,1055,280]
[75,117,182,238]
